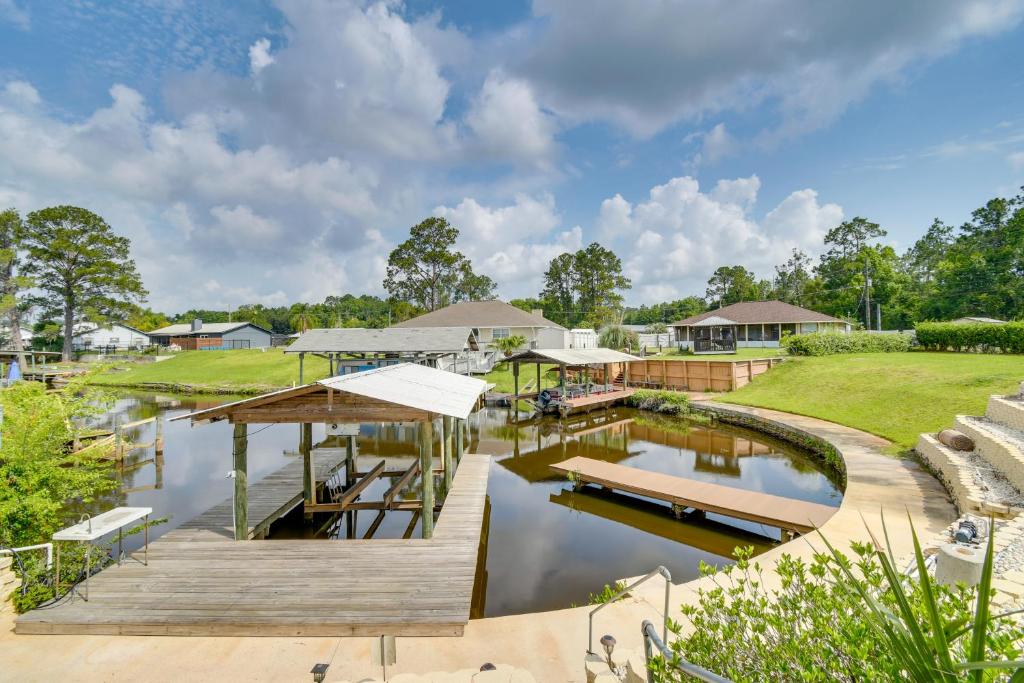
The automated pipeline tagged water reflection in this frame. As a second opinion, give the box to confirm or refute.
[87,393,842,617]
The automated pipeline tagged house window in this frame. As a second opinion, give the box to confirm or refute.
[492,327,510,339]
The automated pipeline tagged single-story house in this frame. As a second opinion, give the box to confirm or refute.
[72,322,151,351]
[149,319,273,350]
[392,300,569,350]
[671,301,850,354]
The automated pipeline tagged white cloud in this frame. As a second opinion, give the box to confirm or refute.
[434,193,578,297]
[465,71,557,167]
[520,0,1024,138]
[248,38,275,76]
[687,123,737,168]
[598,175,843,302]
[1009,151,1024,170]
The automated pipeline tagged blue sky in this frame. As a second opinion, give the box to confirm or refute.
[1,0,1023,312]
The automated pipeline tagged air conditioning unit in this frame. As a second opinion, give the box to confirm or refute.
[326,422,360,437]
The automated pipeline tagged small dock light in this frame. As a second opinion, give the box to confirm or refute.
[600,634,617,665]
[311,663,329,682]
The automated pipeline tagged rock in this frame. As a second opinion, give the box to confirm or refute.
[935,543,986,586]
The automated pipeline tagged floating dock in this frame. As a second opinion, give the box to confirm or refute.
[550,456,837,536]
[17,454,491,637]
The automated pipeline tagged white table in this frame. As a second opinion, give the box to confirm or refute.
[53,507,152,601]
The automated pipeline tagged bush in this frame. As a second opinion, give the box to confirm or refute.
[654,525,1024,682]
[915,322,1024,354]
[626,389,690,414]
[782,331,912,356]
[599,325,640,351]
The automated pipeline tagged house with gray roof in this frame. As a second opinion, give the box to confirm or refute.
[671,301,850,354]
[392,300,570,350]
[149,319,273,350]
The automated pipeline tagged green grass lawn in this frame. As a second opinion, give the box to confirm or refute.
[483,362,561,393]
[718,352,1024,451]
[87,349,330,394]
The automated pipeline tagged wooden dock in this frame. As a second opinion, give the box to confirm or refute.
[17,454,492,637]
[550,456,836,535]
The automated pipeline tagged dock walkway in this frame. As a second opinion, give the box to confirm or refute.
[550,455,836,535]
[17,454,491,637]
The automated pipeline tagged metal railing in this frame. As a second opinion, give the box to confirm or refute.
[694,338,736,353]
[588,565,672,655]
[641,619,731,683]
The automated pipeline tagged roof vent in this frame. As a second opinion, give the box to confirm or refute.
[191,318,202,332]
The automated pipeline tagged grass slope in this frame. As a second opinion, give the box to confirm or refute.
[484,362,560,393]
[88,349,330,394]
[718,352,1023,450]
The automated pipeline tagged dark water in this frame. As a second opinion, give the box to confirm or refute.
[89,392,843,617]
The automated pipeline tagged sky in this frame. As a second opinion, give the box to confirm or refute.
[1,0,1023,313]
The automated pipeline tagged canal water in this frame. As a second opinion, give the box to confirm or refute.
[88,391,843,617]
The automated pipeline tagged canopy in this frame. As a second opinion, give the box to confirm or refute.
[173,362,488,424]
[285,326,474,355]
[504,348,642,365]
[690,315,738,327]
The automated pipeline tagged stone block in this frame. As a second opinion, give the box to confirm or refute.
[935,543,986,586]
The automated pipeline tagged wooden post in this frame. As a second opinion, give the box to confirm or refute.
[155,417,164,455]
[442,416,453,492]
[419,418,434,539]
[299,352,305,384]
[584,366,590,396]
[536,362,541,394]
[455,417,464,464]
[624,362,629,388]
[232,423,248,541]
[301,422,314,507]
[559,364,566,394]
[512,361,519,422]
[346,434,356,486]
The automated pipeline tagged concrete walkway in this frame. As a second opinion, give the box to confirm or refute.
[0,404,955,682]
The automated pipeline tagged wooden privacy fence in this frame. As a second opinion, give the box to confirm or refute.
[594,357,783,392]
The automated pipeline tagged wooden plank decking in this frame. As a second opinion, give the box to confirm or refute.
[550,456,836,535]
[561,387,636,414]
[17,454,491,637]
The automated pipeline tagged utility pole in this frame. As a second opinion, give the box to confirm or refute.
[876,303,882,332]
[863,259,872,330]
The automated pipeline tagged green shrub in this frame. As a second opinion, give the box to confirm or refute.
[915,322,1024,354]
[654,524,1024,682]
[626,389,690,414]
[600,325,640,351]
[782,331,912,356]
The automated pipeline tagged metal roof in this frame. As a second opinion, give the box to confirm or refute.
[691,315,738,327]
[392,300,566,330]
[149,322,270,336]
[505,347,642,365]
[174,362,488,423]
[285,326,473,354]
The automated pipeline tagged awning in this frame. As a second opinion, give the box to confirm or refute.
[504,348,643,365]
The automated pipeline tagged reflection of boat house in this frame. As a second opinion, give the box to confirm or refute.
[672,301,850,353]
[286,326,496,380]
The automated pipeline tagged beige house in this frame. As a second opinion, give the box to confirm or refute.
[392,300,569,350]
[671,300,850,354]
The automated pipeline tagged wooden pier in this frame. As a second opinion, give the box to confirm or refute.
[17,454,491,637]
[550,456,837,536]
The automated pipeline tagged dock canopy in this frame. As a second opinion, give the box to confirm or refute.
[504,347,641,365]
[174,362,488,424]
[285,326,476,355]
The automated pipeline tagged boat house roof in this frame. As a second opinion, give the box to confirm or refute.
[392,300,565,330]
[174,362,488,424]
[285,326,474,355]
[504,347,642,366]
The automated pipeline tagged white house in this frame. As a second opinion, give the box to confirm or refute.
[392,300,570,350]
[148,319,273,349]
[72,322,151,351]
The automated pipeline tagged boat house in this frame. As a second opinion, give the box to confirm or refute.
[285,326,497,379]
[392,300,569,350]
[671,301,850,354]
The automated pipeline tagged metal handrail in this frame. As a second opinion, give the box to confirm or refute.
[588,565,671,655]
[641,619,731,683]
